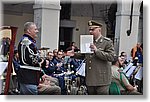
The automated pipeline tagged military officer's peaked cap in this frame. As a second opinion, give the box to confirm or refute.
[88,20,102,27]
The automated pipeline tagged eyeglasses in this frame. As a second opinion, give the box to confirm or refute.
[89,27,99,31]
[48,55,53,56]
[121,54,127,57]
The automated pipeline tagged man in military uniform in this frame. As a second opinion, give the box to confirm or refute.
[17,22,41,95]
[67,20,116,95]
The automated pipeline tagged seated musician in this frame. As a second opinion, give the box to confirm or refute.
[52,50,66,74]
[44,51,66,95]
[111,56,142,95]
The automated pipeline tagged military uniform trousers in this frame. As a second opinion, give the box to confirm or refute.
[87,85,110,95]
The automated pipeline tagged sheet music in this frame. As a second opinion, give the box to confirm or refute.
[0,62,8,94]
[76,63,85,77]
[134,67,143,80]
[0,62,8,75]
[123,63,133,73]
[125,66,137,78]
[80,35,93,53]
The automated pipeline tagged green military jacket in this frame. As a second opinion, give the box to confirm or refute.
[75,36,116,86]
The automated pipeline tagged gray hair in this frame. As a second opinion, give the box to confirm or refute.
[24,22,35,32]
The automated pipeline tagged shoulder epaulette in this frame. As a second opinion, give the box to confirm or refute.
[21,37,32,46]
[103,37,111,41]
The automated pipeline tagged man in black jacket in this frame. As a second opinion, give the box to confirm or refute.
[18,22,41,95]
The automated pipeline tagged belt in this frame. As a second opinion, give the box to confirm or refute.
[20,65,41,71]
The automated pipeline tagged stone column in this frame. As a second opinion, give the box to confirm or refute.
[114,0,141,56]
[33,0,61,50]
[0,0,2,26]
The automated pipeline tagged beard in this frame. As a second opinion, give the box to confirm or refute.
[119,63,123,68]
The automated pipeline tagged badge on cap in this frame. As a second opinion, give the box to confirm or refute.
[88,20,102,27]
[88,21,93,26]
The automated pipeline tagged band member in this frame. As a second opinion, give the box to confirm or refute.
[111,56,142,95]
[17,22,41,95]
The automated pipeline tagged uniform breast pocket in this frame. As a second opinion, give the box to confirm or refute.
[100,70,109,82]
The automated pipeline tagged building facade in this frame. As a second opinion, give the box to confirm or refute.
[0,0,143,57]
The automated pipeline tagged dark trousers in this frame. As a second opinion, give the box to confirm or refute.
[56,76,66,95]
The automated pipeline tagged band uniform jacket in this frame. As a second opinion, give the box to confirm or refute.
[18,34,41,85]
[75,36,116,86]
